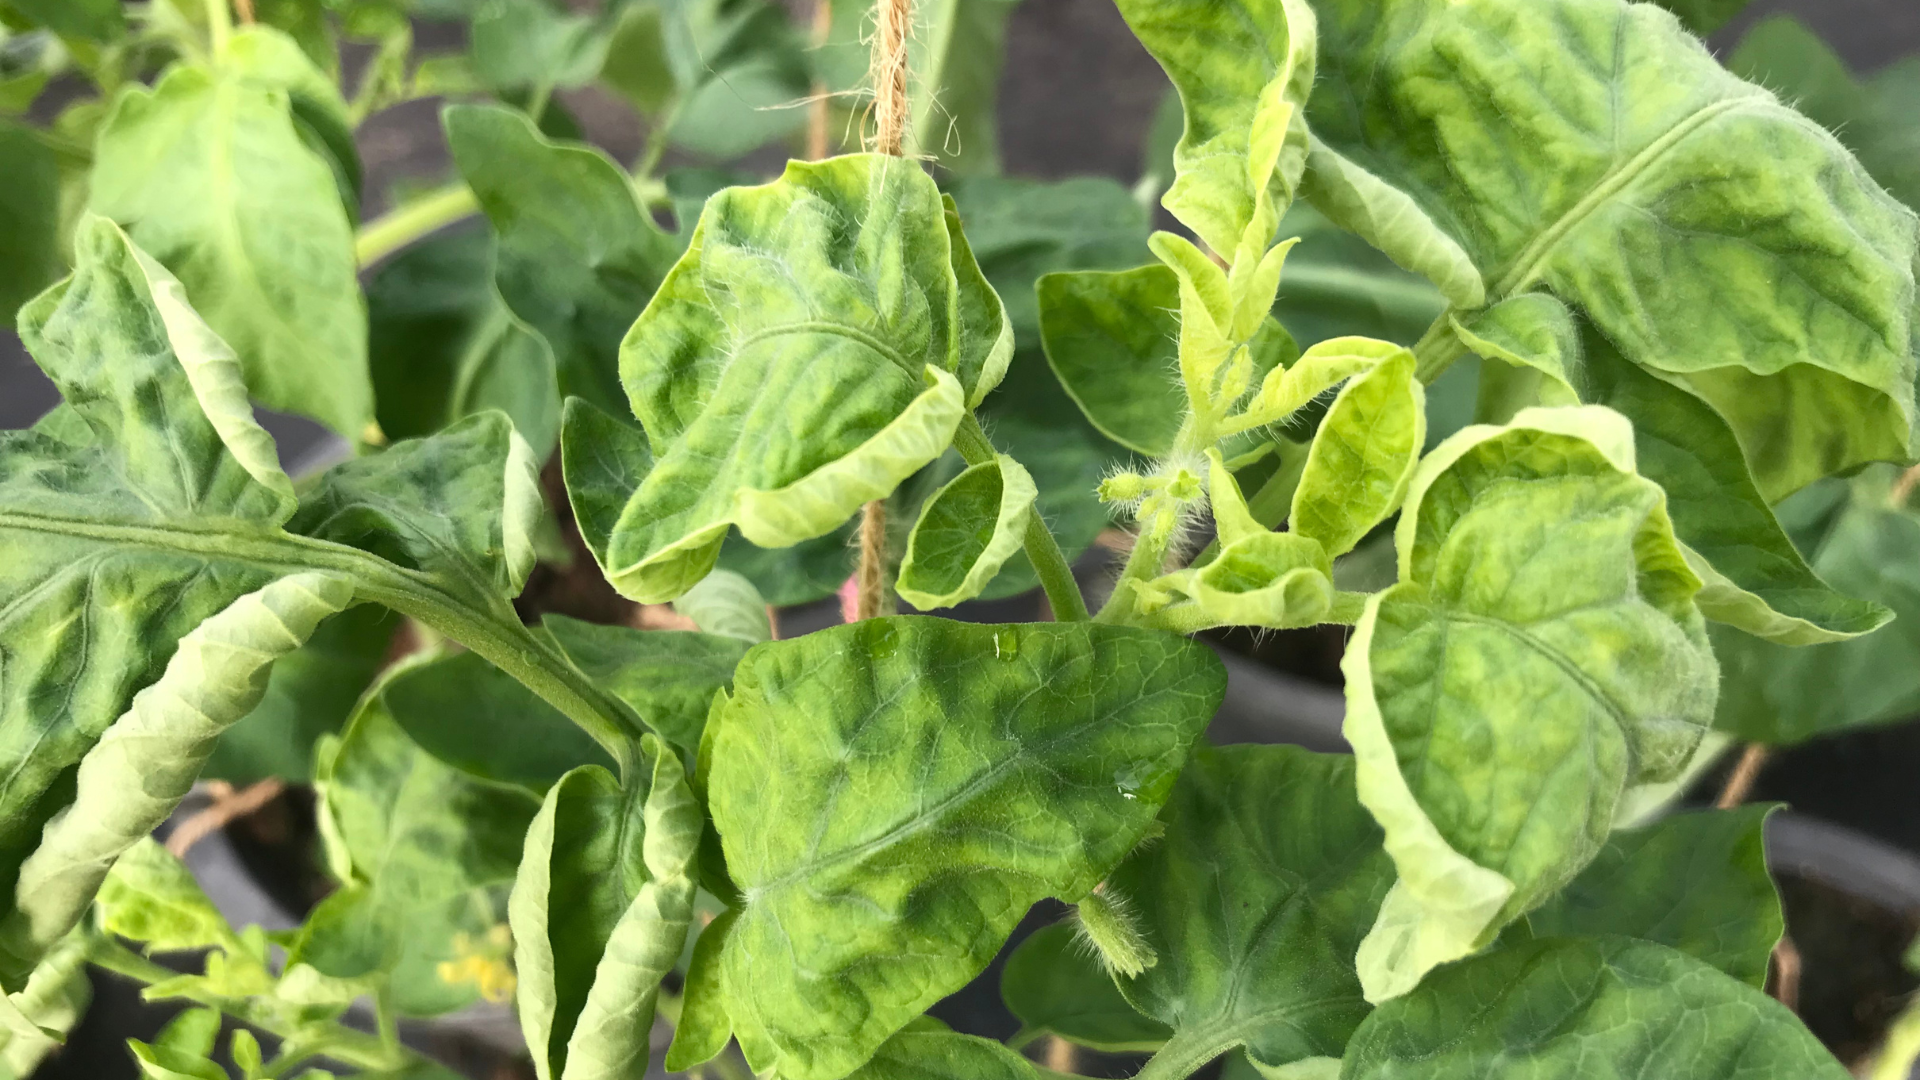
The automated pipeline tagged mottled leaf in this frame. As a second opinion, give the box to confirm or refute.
[511,740,700,1080]
[1343,407,1717,1001]
[1113,745,1395,1072]
[1343,937,1845,1079]
[298,659,541,1017]
[706,617,1225,1079]
[1113,0,1317,256]
[1310,0,1919,499]
[1299,141,1483,310]
[575,155,1006,603]
[90,29,370,436]
[97,839,241,955]
[543,616,749,762]
[1289,340,1423,558]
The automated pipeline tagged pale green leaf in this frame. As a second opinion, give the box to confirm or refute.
[1521,806,1782,988]
[97,839,240,955]
[1310,0,1919,499]
[664,910,737,1071]
[511,739,700,1080]
[1270,204,1447,352]
[0,931,90,1078]
[1342,937,1845,1079]
[847,1022,1043,1080]
[1344,407,1717,1002]
[1453,297,1889,644]
[897,455,1038,610]
[706,617,1225,1080]
[0,121,60,322]
[543,616,749,762]
[298,659,541,1017]
[673,569,772,644]
[89,44,370,437]
[1289,341,1423,558]
[1299,141,1483,310]
[1712,468,1920,744]
[0,570,352,986]
[1112,745,1395,1072]
[1450,294,1585,425]
[446,104,677,418]
[1000,923,1170,1053]
[375,651,614,791]
[576,155,1001,603]
[1113,0,1317,256]
[366,226,562,459]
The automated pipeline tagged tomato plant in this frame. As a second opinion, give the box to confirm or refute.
[0,0,1915,1078]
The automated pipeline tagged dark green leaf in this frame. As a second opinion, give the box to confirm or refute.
[706,617,1225,1079]
[847,1021,1044,1080]
[1114,745,1394,1071]
[5,0,122,40]
[377,650,614,791]
[445,104,677,419]
[0,120,60,321]
[1000,922,1169,1053]
[366,226,561,457]
[543,615,749,762]
[1343,937,1845,1079]
[1520,807,1782,988]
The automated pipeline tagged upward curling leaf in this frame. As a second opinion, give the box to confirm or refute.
[1343,407,1717,1002]
[565,154,1013,604]
[1309,0,1919,498]
[1113,0,1318,257]
[0,219,569,987]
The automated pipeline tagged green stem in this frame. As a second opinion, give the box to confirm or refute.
[1130,1027,1244,1080]
[953,415,1090,622]
[1412,308,1466,383]
[1187,437,1309,570]
[1092,492,1180,626]
[354,184,481,268]
[87,938,417,1073]
[204,0,233,54]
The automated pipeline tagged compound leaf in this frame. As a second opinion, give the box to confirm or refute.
[1343,407,1717,1002]
[573,155,1007,603]
[1342,937,1845,1080]
[705,617,1225,1080]
[511,740,700,1080]
[1112,745,1396,1072]
[1310,0,1919,500]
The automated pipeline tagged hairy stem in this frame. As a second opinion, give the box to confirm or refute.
[953,416,1090,621]
[1412,308,1467,383]
[354,184,481,268]
[87,938,419,1073]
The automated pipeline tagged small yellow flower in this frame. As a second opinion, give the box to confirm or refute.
[436,926,517,1002]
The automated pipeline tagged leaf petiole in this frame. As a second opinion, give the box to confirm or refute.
[354,183,482,268]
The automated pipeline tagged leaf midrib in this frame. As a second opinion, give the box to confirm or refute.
[1490,96,1749,299]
